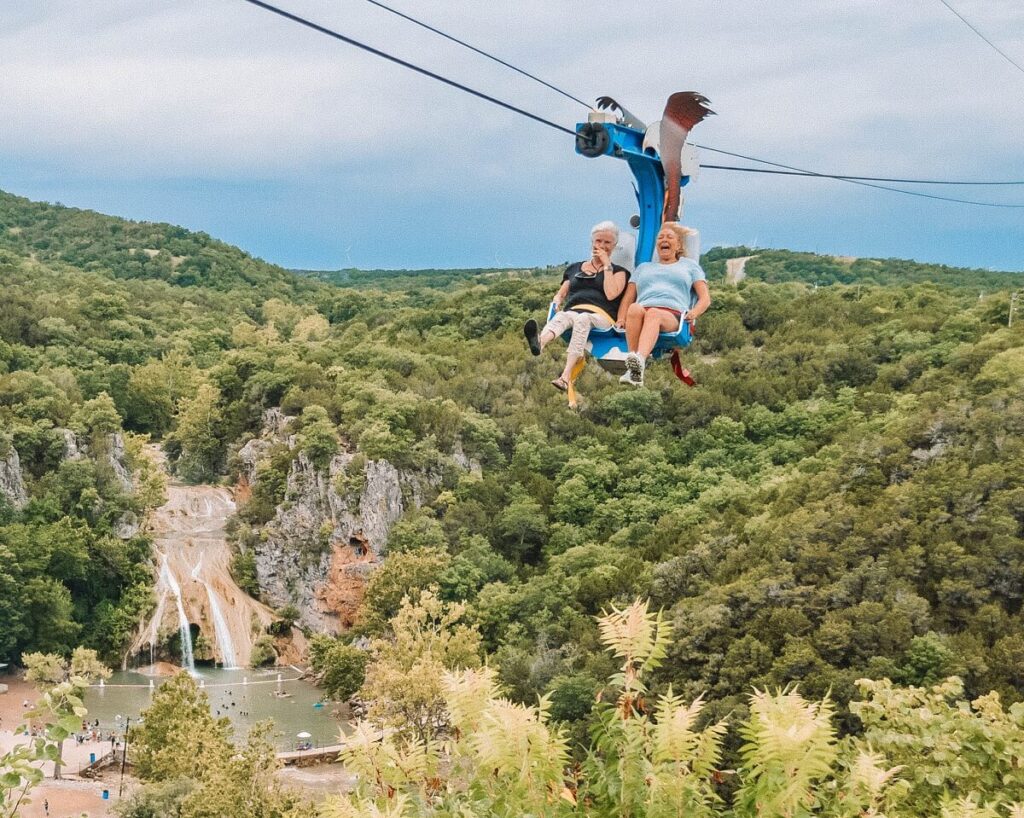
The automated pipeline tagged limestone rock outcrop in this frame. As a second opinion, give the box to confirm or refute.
[239,410,439,634]
[59,429,134,493]
[0,445,28,509]
[1,430,134,516]
[106,432,134,494]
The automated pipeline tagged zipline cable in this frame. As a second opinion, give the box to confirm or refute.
[360,0,592,109]
[700,162,1024,207]
[350,0,1024,188]
[239,0,576,137]
[694,148,1024,208]
[935,0,1024,77]
[238,0,1024,208]
[700,164,1024,186]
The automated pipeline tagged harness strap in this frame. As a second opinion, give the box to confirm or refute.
[570,304,616,325]
[566,356,587,409]
[670,350,696,387]
[564,306,613,409]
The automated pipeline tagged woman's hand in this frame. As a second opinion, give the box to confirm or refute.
[593,246,612,272]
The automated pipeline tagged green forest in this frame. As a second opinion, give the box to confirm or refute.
[2,187,1024,815]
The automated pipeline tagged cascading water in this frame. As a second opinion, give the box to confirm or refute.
[203,581,238,668]
[161,553,196,673]
[192,554,238,668]
[128,445,275,669]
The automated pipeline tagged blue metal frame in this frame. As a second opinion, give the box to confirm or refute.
[564,121,693,368]
[574,122,691,268]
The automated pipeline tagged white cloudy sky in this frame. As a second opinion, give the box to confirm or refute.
[2,0,1023,270]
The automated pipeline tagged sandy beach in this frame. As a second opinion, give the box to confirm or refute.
[1,675,121,818]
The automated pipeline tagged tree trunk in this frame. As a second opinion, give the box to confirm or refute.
[53,737,64,780]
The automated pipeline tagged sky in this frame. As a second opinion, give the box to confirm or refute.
[1,0,1023,272]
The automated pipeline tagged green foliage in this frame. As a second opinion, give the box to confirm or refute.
[4,186,1024,726]
[386,510,447,554]
[130,673,232,783]
[325,600,1024,818]
[125,674,303,818]
[236,443,292,526]
[249,634,277,667]
[309,634,368,700]
[229,547,261,597]
[1,516,151,662]
[297,403,338,468]
[168,382,225,482]
[851,677,1024,814]
[359,589,482,742]
[19,649,109,779]
[361,547,451,631]
[546,672,599,722]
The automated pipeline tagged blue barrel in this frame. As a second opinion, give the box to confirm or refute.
[89,752,96,764]
[102,790,109,800]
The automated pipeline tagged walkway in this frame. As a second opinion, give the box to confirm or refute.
[277,742,347,765]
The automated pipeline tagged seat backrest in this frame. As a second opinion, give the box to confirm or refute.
[682,228,700,262]
[611,233,636,272]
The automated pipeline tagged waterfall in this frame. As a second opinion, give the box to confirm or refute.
[189,554,237,668]
[160,553,195,673]
[129,448,276,670]
[203,582,238,668]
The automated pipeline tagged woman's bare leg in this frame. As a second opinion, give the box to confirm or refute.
[625,302,646,352]
[637,309,680,358]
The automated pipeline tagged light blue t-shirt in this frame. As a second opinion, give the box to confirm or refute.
[633,257,706,314]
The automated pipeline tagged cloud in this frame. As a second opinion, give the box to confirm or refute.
[1,0,1022,269]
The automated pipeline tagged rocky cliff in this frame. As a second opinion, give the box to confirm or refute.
[236,410,443,634]
[0,430,133,512]
[0,444,28,509]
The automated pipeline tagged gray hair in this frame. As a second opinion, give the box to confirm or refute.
[590,220,620,242]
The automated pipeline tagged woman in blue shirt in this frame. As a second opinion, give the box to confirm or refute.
[615,222,711,386]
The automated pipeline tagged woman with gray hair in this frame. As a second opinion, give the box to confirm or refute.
[524,221,630,391]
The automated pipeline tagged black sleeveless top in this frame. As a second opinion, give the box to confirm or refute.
[561,262,630,318]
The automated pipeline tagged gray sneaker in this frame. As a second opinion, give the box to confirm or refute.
[622,352,645,386]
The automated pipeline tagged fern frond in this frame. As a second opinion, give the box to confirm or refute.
[467,696,568,808]
[339,722,431,797]
[941,796,1001,818]
[691,716,729,780]
[320,792,411,818]
[652,689,703,764]
[736,687,838,818]
[598,599,673,695]
[846,748,904,802]
[443,666,501,735]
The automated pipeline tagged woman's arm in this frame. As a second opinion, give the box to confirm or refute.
[553,280,570,310]
[687,280,711,325]
[616,282,637,327]
[603,267,627,301]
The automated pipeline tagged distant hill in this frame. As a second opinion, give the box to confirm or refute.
[0,189,319,297]
[296,248,1022,293]
[292,265,560,291]
[702,246,1022,290]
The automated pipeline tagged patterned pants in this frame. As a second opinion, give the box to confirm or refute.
[542,310,613,359]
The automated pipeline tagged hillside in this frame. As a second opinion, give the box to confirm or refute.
[2,188,1024,726]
